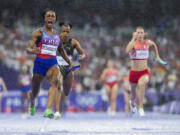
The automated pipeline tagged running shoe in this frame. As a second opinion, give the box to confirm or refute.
[29,106,36,116]
[129,100,137,114]
[43,109,54,119]
[54,112,61,120]
[138,108,145,117]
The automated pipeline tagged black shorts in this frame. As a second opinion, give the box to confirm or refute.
[58,65,70,79]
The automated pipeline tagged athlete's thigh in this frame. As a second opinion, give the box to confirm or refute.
[46,65,60,84]
[104,85,111,96]
[111,84,118,99]
[63,71,73,87]
[32,73,44,82]
[138,74,149,86]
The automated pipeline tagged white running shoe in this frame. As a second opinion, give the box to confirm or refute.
[138,108,145,117]
[54,112,61,120]
[129,100,137,114]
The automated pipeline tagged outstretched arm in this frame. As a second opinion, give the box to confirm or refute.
[147,39,167,65]
[26,29,41,54]
[58,44,73,68]
[72,39,86,61]
[147,39,161,60]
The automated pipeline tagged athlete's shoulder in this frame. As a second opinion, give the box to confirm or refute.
[32,28,42,37]
[71,38,79,44]
[146,39,154,46]
[71,39,80,47]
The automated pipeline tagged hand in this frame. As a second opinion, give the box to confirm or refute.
[59,34,67,42]
[33,47,40,54]
[77,55,85,62]
[132,32,137,40]
[69,62,73,71]
[59,34,64,41]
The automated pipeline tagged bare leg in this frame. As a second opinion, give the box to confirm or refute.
[26,91,30,112]
[110,84,118,113]
[46,66,60,109]
[54,72,63,113]
[123,91,131,113]
[63,72,73,96]
[21,93,26,113]
[130,83,137,106]
[54,87,62,112]
[137,75,149,108]
[30,74,44,107]
[104,85,111,109]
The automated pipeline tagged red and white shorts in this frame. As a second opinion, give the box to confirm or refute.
[105,81,118,89]
[129,69,150,84]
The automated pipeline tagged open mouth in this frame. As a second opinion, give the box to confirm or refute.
[47,21,53,25]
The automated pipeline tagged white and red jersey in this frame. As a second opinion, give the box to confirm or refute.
[105,69,118,83]
[129,40,149,60]
[19,74,31,86]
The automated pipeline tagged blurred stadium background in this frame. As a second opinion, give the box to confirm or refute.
[0,0,180,114]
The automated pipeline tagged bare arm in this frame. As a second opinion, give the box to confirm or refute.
[58,44,73,68]
[100,69,107,82]
[125,32,137,54]
[26,29,41,54]
[72,39,86,61]
[147,39,161,60]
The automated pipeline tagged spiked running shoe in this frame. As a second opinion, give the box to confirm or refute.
[43,109,54,119]
[29,106,36,116]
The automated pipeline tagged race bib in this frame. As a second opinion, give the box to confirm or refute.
[135,49,149,59]
[41,44,57,56]
[57,55,72,66]
[130,49,149,59]
[106,75,117,83]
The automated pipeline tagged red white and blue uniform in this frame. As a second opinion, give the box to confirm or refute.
[129,40,150,83]
[19,74,31,93]
[33,28,60,76]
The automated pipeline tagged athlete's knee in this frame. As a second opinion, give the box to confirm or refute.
[63,90,70,96]
[138,81,147,87]
[50,75,59,87]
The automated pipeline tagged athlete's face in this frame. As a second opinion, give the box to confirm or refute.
[107,60,114,68]
[136,28,144,41]
[44,11,56,29]
[60,26,70,42]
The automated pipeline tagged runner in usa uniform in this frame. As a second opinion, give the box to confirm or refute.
[54,22,86,119]
[100,60,120,116]
[26,10,72,118]
[18,66,31,116]
[126,27,166,116]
